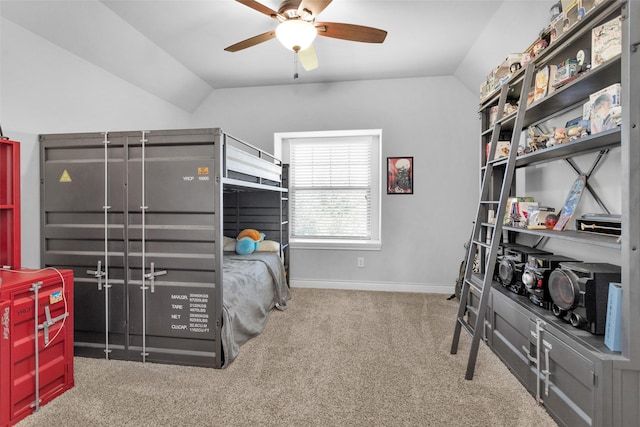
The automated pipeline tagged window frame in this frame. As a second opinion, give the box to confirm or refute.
[274,129,382,251]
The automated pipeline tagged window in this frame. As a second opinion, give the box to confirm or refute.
[275,130,381,250]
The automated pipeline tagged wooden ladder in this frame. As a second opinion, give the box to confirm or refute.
[450,63,535,380]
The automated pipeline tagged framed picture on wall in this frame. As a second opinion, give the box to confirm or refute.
[387,157,413,194]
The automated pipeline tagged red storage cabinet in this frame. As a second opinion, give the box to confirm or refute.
[0,139,21,268]
[0,268,74,427]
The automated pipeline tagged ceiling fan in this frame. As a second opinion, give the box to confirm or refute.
[224,0,387,71]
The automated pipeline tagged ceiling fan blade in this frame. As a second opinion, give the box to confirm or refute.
[236,0,283,20]
[224,30,276,52]
[316,22,387,43]
[298,45,318,71]
[298,0,333,18]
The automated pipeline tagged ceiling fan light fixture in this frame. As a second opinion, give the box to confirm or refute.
[275,19,317,52]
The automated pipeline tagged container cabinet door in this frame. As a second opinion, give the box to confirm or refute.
[126,133,222,367]
[468,286,491,342]
[41,134,127,359]
[537,326,602,427]
[490,288,537,392]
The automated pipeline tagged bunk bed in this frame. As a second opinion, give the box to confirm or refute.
[40,128,289,368]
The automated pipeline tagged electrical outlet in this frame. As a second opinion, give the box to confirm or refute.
[357,257,365,268]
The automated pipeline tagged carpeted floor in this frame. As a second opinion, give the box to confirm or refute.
[16,288,558,426]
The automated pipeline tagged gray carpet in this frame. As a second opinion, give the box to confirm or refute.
[17,288,557,426]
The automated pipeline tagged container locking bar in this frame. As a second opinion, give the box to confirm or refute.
[29,281,43,412]
[39,305,69,346]
[87,260,106,291]
[144,262,167,294]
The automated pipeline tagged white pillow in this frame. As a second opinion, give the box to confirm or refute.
[223,236,236,252]
[257,240,280,252]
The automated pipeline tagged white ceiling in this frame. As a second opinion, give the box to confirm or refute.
[0,0,550,112]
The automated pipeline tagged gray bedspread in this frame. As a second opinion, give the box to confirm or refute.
[220,251,290,367]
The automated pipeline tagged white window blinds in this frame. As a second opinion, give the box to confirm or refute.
[290,138,372,240]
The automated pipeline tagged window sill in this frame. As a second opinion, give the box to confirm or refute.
[290,239,382,251]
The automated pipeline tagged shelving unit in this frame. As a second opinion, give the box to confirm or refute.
[455,1,639,426]
[0,138,20,268]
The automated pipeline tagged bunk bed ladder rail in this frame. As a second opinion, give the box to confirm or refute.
[280,164,289,270]
[450,63,535,380]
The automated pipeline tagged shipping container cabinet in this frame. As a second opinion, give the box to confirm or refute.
[0,268,74,427]
[39,128,288,368]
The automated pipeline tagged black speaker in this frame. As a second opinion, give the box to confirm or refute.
[548,262,621,334]
[496,244,551,295]
[522,254,580,309]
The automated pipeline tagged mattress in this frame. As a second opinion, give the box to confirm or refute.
[220,251,290,367]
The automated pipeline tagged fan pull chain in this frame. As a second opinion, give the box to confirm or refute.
[293,52,299,80]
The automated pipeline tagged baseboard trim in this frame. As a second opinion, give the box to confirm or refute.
[290,279,454,294]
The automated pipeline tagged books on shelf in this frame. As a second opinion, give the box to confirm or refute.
[583,83,622,135]
[534,66,550,102]
[591,15,622,69]
[533,65,559,103]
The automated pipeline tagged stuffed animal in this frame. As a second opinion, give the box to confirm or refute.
[553,127,570,144]
[235,228,265,255]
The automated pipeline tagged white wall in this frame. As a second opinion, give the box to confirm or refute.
[1,18,193,267]
[190,77,480,293]
[2,17,480,294]
[454,1,551,95]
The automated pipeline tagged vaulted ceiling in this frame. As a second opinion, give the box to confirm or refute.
[0,0,550,112]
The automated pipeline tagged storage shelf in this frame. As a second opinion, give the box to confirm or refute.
[490,127,620,168]
[478,0,620,111]
[522,56,621,128]
[503,226,621,249]
[468,2,638,424]
[492,284,627,358]
[516,127,620,166]
[0,139,20,268]
[495,111,518,132]
[488,56,621,132]
[533,0,622,68]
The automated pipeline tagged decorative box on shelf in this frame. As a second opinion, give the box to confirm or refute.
[576,213,621,236]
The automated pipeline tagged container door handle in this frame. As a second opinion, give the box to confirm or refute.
[522,345,537,365]
[534,318,546,404]
[87,260,106,291]
[144,262,167,294]
[541,343,552,397]
[39,305,69,346]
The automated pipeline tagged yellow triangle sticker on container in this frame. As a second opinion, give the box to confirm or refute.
[59,169,72,183]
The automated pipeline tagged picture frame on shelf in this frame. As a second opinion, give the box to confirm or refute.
[387,157,413,194]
